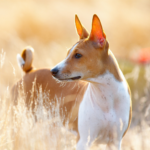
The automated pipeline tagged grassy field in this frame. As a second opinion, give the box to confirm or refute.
[0,0,150,149]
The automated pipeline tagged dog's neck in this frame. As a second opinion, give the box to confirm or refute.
[86,49,125,87]
[86,70,123,94]
[84,48,128,104]
[84,70,126,111]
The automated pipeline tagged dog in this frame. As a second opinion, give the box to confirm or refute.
[51,14,132,150]
[11,14,132,150]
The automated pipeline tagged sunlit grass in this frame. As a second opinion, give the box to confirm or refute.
[0,49,150,150]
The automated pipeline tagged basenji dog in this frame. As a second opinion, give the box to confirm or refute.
[51,14,132,150]
[11,14,132,150]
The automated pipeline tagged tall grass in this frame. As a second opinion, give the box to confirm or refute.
[0,51,150,150]
[0,73,76,150]
[0,0,150,149]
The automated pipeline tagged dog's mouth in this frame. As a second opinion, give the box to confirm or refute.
[54,76,81,81]
[69,76,81,80]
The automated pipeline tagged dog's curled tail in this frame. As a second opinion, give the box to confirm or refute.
[17,46,34,73]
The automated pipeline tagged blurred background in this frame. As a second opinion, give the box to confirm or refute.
[0,0,150,86]
[0,0,150,149]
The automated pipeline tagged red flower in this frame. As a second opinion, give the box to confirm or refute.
[138,48,150,64]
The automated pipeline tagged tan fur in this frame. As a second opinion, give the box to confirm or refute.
[62,40,123,82]
[12,45,88,132]
[21,46,34,73]
[11,68,87,131]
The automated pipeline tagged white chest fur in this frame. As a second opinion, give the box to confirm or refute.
[77,71,130,149]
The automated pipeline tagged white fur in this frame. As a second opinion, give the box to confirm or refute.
[56,59,66,70]
[55,42,79,70]
[17,54,25,68]
[53,42,80,80]
[77,71,130,150]
[69,42,79,56]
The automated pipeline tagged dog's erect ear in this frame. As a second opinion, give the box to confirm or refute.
[75,15,89,39]
[89,14,106,48]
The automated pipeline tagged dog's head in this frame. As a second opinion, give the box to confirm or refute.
[51,15,109,81]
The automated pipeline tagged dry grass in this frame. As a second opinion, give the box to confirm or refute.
[0,0,150,149]
[0,55,150,150]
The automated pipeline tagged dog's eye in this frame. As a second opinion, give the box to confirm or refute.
[74,53,82,59]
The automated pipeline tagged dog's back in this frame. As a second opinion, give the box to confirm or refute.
[11,47,87,132]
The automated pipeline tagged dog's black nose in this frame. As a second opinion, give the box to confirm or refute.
[51,68,59,76]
